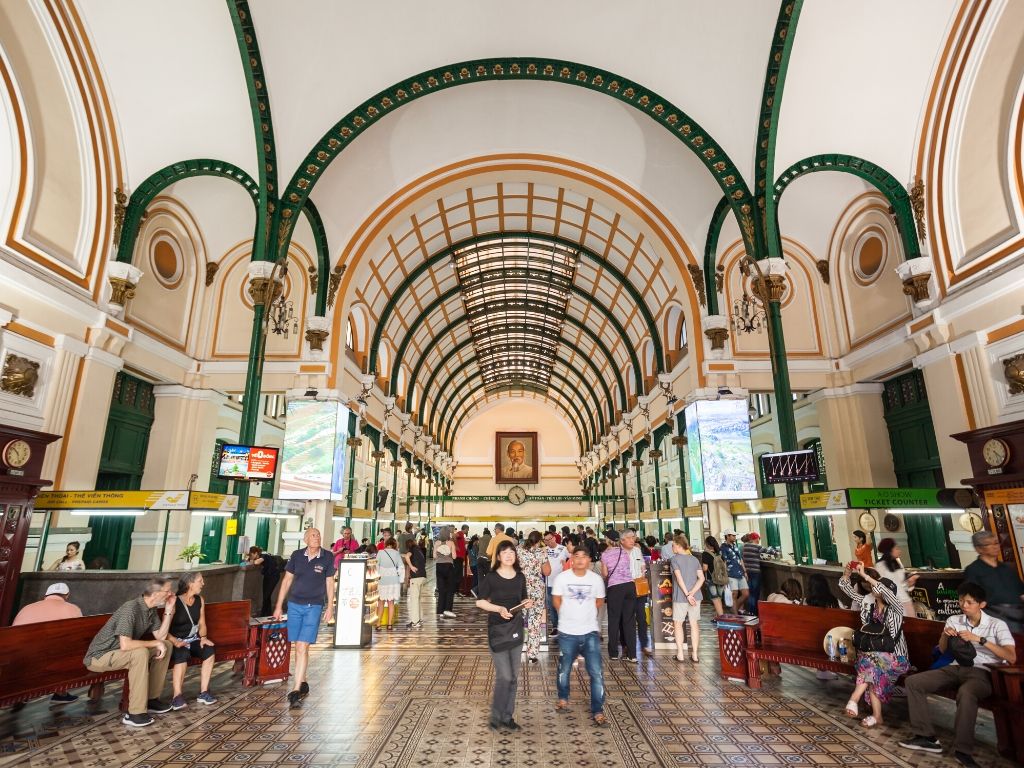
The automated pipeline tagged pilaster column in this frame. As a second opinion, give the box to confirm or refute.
[914,342,974,488]
[57,346,124,489]
[39,335,88,483]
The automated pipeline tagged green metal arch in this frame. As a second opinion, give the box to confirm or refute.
[415,328,615,431]
[372,232,664,379]
[772,153,919,261]
[702,196,732,316]
[755,0,804,260]
[277,57,757,261]
[429,357,601,448]
[426,350,607,445]
[438,372,590,455]
[386,282,644,398]
[115,159,260,263]
[300,199,330,315]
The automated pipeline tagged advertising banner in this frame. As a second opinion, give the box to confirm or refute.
[35,490,190,510]
[684,399,757,501]
[279,400,351,500]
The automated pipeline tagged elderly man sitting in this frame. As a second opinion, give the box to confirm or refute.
[13,582,84,704]
[83,576,177,727]
[963,530,1024,632]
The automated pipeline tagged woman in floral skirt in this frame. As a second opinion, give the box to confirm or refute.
[517,531,551,662]
[838,563,908,728]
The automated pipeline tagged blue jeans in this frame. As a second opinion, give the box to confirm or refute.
[556,631,604,715]
[545,587,558,631]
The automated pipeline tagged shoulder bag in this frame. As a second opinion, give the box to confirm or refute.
[632,552,650,597]
[853,615,896,653]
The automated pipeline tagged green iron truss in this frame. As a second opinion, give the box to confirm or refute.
[300,199,330,315]
[276,57,758,261]
[772,154,919,261]
[702,196,732,316]
[115,159,259,263]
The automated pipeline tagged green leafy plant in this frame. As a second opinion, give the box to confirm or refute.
[178,544,206,564]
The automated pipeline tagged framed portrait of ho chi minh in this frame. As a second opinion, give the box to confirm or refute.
[495,432,539,484]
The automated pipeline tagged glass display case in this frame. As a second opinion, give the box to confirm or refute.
[333,555,378,647]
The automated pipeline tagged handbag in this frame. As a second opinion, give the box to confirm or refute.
[488,616,524,652]
[634,576,650,597]
[948,635,977,667]
[854,620,896,653]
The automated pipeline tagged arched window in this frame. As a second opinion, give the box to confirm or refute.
[346,317,356,350]
[641,341,655,380]
[378,341,391,377]
[678,313,688,351]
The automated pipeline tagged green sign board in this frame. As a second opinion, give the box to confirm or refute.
[844,488,974,509]
[411,495,600,503]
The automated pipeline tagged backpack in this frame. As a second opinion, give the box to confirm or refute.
[711,553,730,586]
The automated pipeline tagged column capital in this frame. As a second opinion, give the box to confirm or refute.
[85,346,125,371]
[913,343,953,369]
[55,335,89,357]
[152,384,226,404]
[806,383,885,404]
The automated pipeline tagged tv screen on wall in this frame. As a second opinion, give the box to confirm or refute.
[684,399,757,502]
[278,400,351,500]
[217,444,279,481]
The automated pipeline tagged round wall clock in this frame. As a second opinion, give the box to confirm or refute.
[982,438,1011,468]
[858,512,877,533]
[883,513,901,532]
[2,439,31,468]
[507,486,527,506]
[957,511,984,533]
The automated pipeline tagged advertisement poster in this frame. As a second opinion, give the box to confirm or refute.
[280,400,350,500]
[333,560,367,647]
[650,560,676,647]
[684,399,757,501]
[218,445,250,479]
[246,447,279,480]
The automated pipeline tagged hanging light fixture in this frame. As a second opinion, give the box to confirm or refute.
[730,289,767,334]
[269,293,298,338]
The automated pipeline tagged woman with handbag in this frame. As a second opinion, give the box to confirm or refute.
[476,540,533,731]
[839,563,909,728]
[376,538,405,630]
[600,529,637,661]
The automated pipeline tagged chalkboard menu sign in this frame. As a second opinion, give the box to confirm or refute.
[909,575,966,621]
[650,560,677,646]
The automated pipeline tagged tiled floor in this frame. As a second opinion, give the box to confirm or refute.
[1,579,1017,768]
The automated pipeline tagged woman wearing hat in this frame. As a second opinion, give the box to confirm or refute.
[838,563,909,728]
[875,538,918,617]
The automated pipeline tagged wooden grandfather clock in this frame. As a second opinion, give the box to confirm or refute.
[0,425,59,626]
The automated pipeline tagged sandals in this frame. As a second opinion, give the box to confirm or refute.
[861,715,880,729]
[592,712,608,726]
[555,700,569,712]
[844,700,858,718]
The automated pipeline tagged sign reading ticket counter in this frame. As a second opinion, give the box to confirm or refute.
[333,555,378,648]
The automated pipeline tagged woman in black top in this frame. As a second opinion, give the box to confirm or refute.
[168,572,217,709]
[403,539,427,628]
[476,540,531,731]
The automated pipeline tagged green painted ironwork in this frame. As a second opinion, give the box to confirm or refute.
[702,196,731,316]
[755,0,804,260]
[408,315,625,419]
[372,232,663,382]
[114,159,259,263]
[278,58,757,261]
[300,199,331,315]
[772,153,919,261]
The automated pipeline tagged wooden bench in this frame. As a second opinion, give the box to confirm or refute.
[0,599,255,709]
[744,601,1024,763]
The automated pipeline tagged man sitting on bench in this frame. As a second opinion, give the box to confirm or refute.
[899,581,1016,767]
[83,576,177,728]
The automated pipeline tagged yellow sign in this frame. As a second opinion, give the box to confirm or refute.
[985,488,1024,505]
[225,518,238,536]
[349,508,374,519]
[190,492,238,512]
[36,490,189,510]
[801,490,848,511]
[247,497,274,513]
[683,505,704,518]
[730,497,787,515]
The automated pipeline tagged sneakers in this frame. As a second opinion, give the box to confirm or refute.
[287,690,301,708]
[299,681,310,697]
[443,611,457,618]
[170,695,187,710]
[503,718,522,731]
[412,621,422,629]
[197,691,217,706]
[898,736,942,753]
[624,656,638,663]
[146,698,172,714]
[122,712,154,727]
[50,692,78,704]
[954,752,980,767]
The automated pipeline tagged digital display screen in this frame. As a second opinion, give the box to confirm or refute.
[217,444,279,481]
[760,449,820,484]
[279,400,350,500]
[684,399,757,501]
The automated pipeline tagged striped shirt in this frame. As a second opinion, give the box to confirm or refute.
[839,576,908,658]
[742,544,763,574]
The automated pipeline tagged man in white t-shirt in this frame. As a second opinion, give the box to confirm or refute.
[543,531,570,636]
[899,581,1017,766]
[552,547,607,723]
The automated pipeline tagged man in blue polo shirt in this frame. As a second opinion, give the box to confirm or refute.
[274,527,336,708]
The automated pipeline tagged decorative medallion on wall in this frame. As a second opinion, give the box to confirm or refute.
[149,233,184,290]
[1003,353,1024,395]
[852,229,887,286]
[0,354,40,399]
[882,513,901,532]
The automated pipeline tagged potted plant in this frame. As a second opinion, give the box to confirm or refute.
[178,544,205,569]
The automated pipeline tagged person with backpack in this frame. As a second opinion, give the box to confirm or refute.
[701,536,728,619]
[720,529,749,614]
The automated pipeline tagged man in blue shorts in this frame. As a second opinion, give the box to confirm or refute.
[274,527,336,708]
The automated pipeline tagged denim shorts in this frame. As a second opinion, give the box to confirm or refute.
[287,601,323,644]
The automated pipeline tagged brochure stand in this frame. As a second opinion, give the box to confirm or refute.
[333,556,378,648]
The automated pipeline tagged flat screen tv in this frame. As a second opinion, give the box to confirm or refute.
[217,444,280,481]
